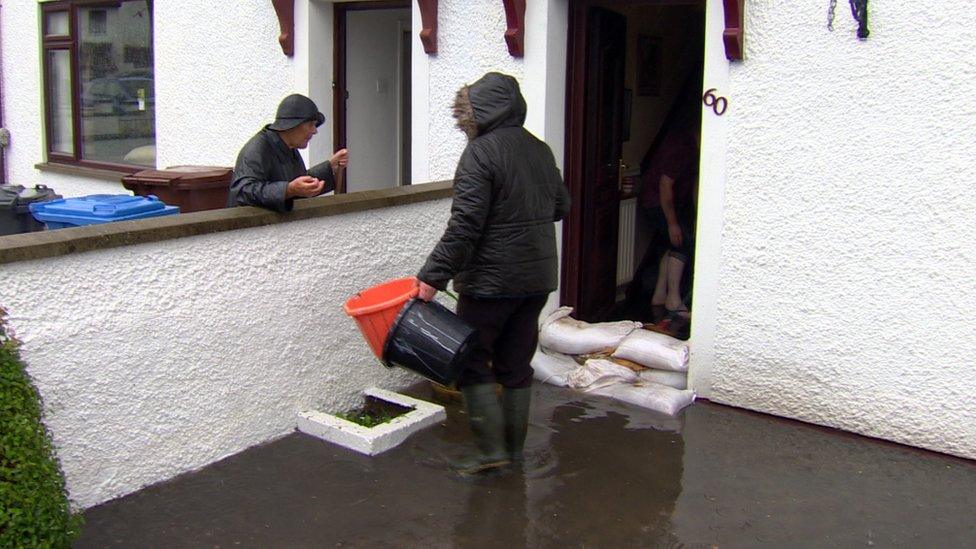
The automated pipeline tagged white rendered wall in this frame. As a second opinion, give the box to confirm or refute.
[686,0,731,399]
[709,3,976,459]
[419,1,524,181]
[153,1,294,170]
[345,8,410,191]
[2,199,451,509]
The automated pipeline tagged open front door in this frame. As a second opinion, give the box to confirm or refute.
[563,6,627,322]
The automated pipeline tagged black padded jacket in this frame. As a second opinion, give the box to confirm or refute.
[418,73,571,297]
[227,126,335,212]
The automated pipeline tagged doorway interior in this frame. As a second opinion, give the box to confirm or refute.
[334,1,412,193]
[562,0,705,340]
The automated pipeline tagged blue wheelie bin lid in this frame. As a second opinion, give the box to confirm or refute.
[29,194,180,229]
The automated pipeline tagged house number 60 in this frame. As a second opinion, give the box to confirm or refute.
[703,88,728,116]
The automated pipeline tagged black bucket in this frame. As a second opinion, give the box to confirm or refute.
[382,298,478,386]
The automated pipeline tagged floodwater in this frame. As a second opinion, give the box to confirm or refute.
[76,383,976,548]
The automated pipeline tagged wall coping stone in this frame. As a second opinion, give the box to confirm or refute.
[0,181,453,265]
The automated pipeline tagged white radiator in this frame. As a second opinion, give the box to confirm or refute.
[617,197,637,286]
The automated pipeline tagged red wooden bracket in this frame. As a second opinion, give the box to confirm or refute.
[271,0,294,57]
[417,0,438,55]
[722,0,744,61]
[503,0,526,57]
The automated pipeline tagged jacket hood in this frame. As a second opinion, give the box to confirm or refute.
[466,72,526,136]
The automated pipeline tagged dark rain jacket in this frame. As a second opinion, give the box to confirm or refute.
[227,126,335,212]
[417,73,571,297]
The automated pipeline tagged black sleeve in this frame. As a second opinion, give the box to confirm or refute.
[547,146,571,221]
[229,145,292,212]
[417,146,492,290]
[308,160,336,195]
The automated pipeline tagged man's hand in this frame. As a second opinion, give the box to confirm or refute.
[668,222,683,248]
[286,175,324,198]
[417,281,438,302]
[331,149,349,172]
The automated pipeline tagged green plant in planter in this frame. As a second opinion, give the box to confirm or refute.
[336,396,413,428]
[335,409,398,428]
[0,308,83,547]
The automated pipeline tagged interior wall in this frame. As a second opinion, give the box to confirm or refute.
[344,8,411,191]
[602,3,704,170]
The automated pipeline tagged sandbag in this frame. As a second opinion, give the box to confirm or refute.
[539,307,641,356]
[611,329,689,372]
[566,359,639,391]
[589,382,696,416]
[531,348,579,388]
[637,369,687,390]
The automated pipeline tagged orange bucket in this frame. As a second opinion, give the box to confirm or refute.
[343,276,420,359]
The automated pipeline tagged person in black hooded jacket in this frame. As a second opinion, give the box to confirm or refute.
[417,72,570,474]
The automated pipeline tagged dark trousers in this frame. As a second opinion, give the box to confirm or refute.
[456,293,549,389]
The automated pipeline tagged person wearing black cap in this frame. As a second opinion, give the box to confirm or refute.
[228,94,348,212]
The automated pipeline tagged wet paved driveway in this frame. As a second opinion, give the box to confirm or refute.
[76,383,976,548]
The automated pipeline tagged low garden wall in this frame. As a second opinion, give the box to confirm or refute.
[0,183,452,509]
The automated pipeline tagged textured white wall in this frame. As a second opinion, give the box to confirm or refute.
[3,199,451,508]
[153,1,294,169]
[710,2,976,459]
[421,1,525,180]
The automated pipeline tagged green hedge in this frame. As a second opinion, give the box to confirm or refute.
[0,309,82,547]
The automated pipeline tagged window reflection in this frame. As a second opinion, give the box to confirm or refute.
[78,1,155,167]
[47,50,74,155]
[45,11,69,36]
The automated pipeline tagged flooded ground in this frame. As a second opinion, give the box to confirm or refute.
[76,383,976,548]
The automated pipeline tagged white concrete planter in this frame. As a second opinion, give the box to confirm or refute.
[296,388,446,455]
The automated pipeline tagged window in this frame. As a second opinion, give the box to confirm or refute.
[42,1,155,170]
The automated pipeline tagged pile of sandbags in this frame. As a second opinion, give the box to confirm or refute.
[538,307,642,355]
[532,307,695,416]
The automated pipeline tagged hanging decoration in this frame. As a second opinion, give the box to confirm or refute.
[828,0,870,40]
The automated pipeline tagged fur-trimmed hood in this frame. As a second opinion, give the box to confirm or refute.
[456,72,527,139]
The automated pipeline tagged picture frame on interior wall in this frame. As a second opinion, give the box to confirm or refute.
[637,35,661,97]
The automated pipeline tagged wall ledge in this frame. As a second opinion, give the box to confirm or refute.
[0,181,453,265]
[35,162,133,183]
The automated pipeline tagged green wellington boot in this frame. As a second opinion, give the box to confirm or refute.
[453,384,511,475]
[502,387,532,462]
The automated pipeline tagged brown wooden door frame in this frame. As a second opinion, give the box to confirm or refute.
[333,0,410,160]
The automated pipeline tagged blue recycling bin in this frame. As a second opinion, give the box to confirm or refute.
[29,194,179,230]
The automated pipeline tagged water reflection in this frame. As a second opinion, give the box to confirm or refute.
[441,387,687,547]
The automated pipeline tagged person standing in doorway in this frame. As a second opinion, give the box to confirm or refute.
[640,124,699,324]
[417,72,571,474]
[228,94,348,212]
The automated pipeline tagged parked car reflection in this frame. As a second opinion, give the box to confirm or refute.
[82,72,154,115]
